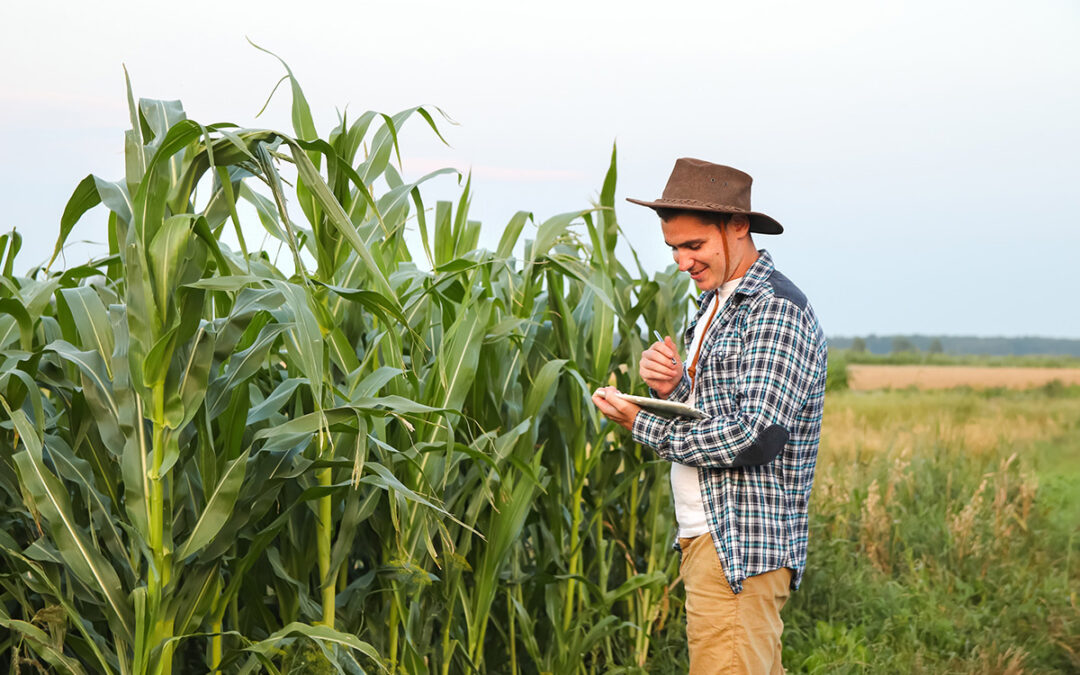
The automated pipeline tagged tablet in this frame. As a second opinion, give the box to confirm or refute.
[596,390,709,420]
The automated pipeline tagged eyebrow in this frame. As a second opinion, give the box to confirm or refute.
[665,238,707,248]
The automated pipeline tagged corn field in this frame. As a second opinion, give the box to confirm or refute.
[0,56,695,674]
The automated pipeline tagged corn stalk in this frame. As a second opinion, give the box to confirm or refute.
[0,53,693,674]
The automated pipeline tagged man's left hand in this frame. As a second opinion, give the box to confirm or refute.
[591,386,642,433]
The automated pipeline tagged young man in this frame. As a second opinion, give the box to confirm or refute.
[591,158,827,674]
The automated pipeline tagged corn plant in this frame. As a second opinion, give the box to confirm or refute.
[0,52,695,674]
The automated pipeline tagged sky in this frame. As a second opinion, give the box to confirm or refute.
[2,0,1078,338]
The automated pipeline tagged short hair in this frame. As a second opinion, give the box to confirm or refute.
[654,208,733,228]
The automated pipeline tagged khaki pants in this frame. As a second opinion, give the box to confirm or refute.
[679,535,792,674]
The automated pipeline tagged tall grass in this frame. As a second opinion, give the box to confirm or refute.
[784,387,1080,673]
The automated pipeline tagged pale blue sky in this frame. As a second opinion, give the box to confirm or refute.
[2,0,1077,337]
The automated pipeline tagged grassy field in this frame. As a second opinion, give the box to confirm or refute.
[776,385,1080,673]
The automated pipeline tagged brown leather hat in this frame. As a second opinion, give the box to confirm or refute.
[627,158,783,234]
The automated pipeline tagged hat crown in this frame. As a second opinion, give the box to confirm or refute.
[624,157,783,234]
[660,158,753,212]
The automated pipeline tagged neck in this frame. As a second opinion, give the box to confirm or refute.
[724,246,759,284]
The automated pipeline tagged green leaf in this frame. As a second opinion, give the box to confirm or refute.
[0,616,89,674]
[529,210,585,263]
[434,298,493,413]
[185,275,264,291]
[274,280,325,402]
[50,174,101,270]
[1,229,21,277]
[252,398,447,441]
[245,622,384,670]
[45,436,132,579]
[173,322,216,428]
[58,287,115,375]
[604,570,667,604]
[351,366,403,399]
[142,325,178,389]
[497,211,532,259]
[246,377,304,425]
[10,410,133,641]
[139,97,187,145]
[524,358,568,420]
[546,255,616,313]
[0,298,33,351]
[285,140,398,303]
[0,545,116,674]
[176,449,250,560]
[249,41,317,143]
[311,279,409,326]
[205,323,290,418]
[148,214,196,321]
[170,565,220,636]
[93,176,135,227]
[239,182,286,242]
[326,325,361,374]
[46,340,120,421]
[360,461,458,525]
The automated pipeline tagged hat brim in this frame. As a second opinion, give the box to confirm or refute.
[626,197,784,235]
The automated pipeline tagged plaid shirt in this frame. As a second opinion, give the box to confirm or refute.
[632,250,827,594]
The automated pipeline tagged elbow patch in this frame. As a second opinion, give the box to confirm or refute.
[733,424,789,467]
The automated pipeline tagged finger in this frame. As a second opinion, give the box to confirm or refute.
[641,370,677,388]
[641,351,679,372]
[648,341,675,362]
[595,387,623,406]
[593,396,623,422]
[641,360,679,380]
[654,343,679,364]
[613,402,640,427]
[645,341,670,357]
[604,392,635,415]
[664,336,680,359]
[592,388,616,408]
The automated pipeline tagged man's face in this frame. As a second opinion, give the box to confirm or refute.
[661,213,734,292]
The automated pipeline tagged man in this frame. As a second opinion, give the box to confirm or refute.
[591,158,827,674]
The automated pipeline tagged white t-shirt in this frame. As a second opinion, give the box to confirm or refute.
[671,277,741,538]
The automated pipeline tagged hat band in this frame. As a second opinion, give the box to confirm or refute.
[655,198,749,213]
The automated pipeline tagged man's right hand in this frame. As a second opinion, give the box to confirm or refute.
[640,335,684,399]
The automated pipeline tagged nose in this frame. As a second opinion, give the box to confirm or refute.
[674,250,694,272]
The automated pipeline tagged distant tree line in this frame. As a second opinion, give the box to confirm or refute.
[830,335,1080,357]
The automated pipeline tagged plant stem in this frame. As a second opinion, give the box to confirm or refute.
[507,585,517,675]
[317,463,334,626]
[149,383,175,674]
[388,594,400,674]
[441,610,451,675]
[563,482,583,633]
[210,618,222,671]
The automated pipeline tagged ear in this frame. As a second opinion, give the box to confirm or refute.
[729,214,751,237]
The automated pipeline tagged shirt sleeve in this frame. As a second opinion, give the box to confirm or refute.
[632,296,821,468]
